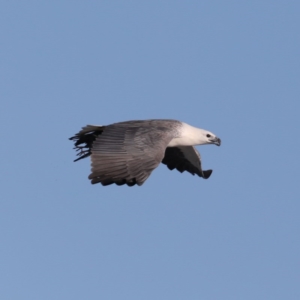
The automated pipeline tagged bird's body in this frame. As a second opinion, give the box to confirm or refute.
[69,119,221,186]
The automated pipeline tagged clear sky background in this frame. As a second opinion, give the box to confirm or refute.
[1,1,299,299]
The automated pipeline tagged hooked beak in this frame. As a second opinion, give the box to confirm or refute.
[210,136,221,146]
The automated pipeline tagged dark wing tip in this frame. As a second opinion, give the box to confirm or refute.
[202,170,213,179]
[69,126,104,162]
[90,176,138,187]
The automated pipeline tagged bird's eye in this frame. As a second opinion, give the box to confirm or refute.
[206,134,211,138]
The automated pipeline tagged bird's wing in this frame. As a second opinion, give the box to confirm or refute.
[162,146,212,179]
[89,122,174,186]
[69,125,105,161]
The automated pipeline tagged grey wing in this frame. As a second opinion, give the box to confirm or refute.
[89,124,173,186]
[162,146,212,179]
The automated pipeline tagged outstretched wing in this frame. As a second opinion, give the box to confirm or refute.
[89,122,174,186]
[162,146,212,179]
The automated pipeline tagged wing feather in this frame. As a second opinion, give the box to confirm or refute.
[88,122,174,186]
[162,146,212,179]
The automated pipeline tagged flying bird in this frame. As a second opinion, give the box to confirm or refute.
[69,119,221,186]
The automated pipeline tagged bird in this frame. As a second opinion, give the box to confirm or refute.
[69,119,221,187]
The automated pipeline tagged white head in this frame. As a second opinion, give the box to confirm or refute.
[168,122,221,147]
[198,129,221,146]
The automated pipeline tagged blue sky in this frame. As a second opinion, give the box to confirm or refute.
[1,1,299,299]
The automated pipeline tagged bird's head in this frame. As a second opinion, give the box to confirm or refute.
[201,130,221,146]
